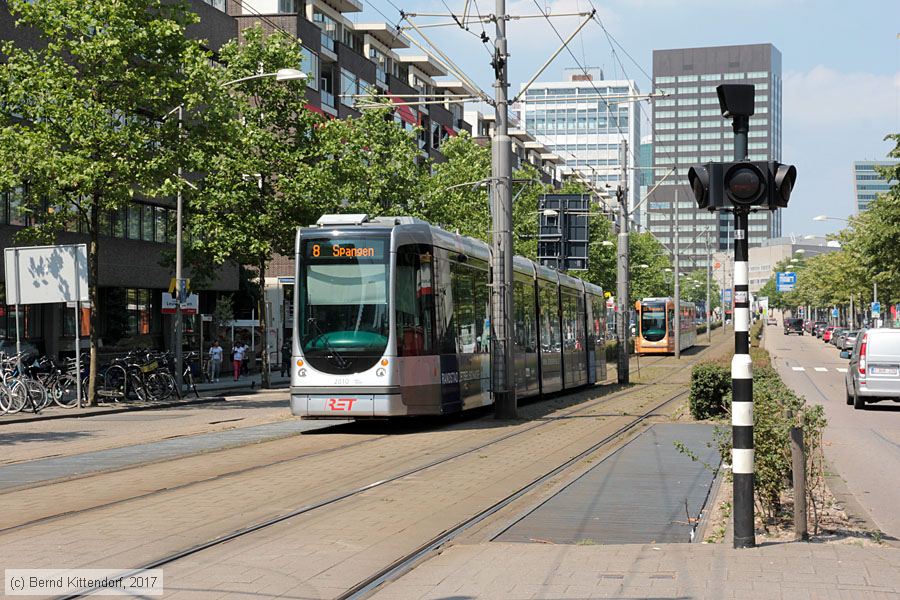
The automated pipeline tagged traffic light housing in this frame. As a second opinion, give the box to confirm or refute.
[689,160,797,212]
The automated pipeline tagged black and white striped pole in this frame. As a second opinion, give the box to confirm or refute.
[688,84,797,550]
[732,207,755,549]
[729,96,755,550]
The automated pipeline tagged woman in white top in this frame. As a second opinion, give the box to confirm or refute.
[208,340,224,382]
[232,342,246,381]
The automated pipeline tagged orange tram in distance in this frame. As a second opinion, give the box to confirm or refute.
[634,297,698,355]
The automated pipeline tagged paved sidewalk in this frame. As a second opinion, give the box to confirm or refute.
[0,418,340,491]
[374,541,900,599]
[0,372,291,425]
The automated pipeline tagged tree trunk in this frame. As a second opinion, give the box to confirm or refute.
[259,257,270,389]
[87,200,101,406]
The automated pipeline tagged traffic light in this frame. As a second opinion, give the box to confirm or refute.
[688,160,797,212]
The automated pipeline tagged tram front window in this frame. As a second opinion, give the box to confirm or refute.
[298,237,389,374]
[640,304,667,342]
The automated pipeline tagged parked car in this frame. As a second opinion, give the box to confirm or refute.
[767,317,777,325]
[839,331,859,352]
[830,328,847,346]
[784,318,804,335]
[845,329,900,409]
[823,326,836,342]
[814,322,828,337]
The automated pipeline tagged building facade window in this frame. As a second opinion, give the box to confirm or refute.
[301,48,319,91]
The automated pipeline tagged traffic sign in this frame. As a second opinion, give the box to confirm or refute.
[872,301,881,318]
[776,271,796,292]
[832,308,839,319]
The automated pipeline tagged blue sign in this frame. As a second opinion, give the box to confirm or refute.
[832,308,839,318]
[872,302,881,318]
[776,271,797,292]
[722,289,733,304]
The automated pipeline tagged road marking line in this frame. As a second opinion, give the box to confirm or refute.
[837,368,848,373]
[814,367,828,372]
[792,367,805,371]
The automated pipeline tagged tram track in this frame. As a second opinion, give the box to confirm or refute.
[52,343,718,600]
[338,387,689,600]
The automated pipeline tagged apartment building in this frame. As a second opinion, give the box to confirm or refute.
[464,110,567,187]
[223,0,471,162]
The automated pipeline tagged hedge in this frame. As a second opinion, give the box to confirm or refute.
[688,362,730,419]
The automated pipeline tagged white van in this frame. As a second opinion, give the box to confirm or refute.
[844,329,900,409]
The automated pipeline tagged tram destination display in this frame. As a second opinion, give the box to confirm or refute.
[304,238,386,260]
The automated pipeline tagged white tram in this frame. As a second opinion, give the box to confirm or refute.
[290,214,607,418]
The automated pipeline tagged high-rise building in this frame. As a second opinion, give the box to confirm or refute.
[853,160,897,212]
[518,68,641,216]
[638,135,653,230]
[648,43,783,271]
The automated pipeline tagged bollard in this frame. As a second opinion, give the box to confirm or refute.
[790,421,808,541]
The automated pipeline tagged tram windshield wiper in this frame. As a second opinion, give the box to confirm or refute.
[307,317,350,369]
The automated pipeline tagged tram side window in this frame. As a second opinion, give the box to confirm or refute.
[435,251,456,353]
[539,283,560,351]
[395,245,435,356]
[449,260,490,354]
[451,262,475,353]
[576,293,586,350]
[513,280,537,353]
[473,266,490,353]
[561,290,585,351]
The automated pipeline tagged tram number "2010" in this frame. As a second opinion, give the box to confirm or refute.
[327,398,357,411]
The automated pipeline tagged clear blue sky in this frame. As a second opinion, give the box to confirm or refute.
[357,0,900,237]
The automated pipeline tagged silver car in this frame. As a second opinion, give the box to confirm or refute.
[839,330,859,351]
[844,329,900,409]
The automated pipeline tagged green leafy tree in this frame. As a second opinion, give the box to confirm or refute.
[0,0,226,404]
[187,25,317,388]
[418,132,549,260]
[312,102,424,217]
[629,232,672,303]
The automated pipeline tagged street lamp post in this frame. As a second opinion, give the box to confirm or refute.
[169,68,305,390]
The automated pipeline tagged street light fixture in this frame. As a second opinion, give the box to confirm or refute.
[813,214,849,222]
[542,209,559,217]
[170,68,307,390]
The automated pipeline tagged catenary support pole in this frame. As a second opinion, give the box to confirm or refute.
[616,142,630,384]
[492,0,516,418]
[674,189,680,359]
[174,104,184,390]
[731,111,755,549]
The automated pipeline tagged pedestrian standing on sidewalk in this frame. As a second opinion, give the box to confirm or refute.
[232,341,246,381]
[208,340,223,382]
[280,338,292,377]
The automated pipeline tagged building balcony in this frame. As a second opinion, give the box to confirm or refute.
[315,0,363,13]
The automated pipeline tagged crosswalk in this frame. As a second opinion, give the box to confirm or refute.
[790,366,847,373]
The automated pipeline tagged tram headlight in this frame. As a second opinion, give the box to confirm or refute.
[376,367,386,377]
[298,368,307,377]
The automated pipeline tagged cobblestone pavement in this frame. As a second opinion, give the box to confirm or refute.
[0,388,294,464]
[370,541,900,600]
